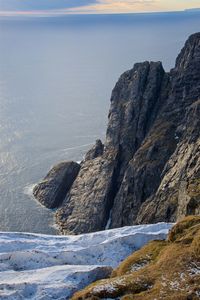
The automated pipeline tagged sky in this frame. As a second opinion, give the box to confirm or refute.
[0,0,200,16]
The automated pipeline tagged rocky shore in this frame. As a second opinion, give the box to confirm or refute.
[34,33,200,235]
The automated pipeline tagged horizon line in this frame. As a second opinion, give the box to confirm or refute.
[0,7,200,18]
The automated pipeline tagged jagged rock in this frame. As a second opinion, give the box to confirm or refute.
[33,161,80,209]
[37,33,200,234]
[106,61,167,183]
[137,99,200,224]
[56,150,119,234]
[84,139,104,161]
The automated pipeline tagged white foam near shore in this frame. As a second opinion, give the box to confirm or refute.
[0,223,173,299]
[23,184,37,197]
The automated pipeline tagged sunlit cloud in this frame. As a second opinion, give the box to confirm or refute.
[68,0,158,14]
[0,0,200,16]
[68,0,200,14]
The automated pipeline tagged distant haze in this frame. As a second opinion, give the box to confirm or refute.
[0,0,200,16]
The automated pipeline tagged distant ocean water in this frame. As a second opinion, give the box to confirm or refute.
[0,12,200,234]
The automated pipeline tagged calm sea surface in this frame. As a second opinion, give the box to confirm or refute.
[0,12,200,234]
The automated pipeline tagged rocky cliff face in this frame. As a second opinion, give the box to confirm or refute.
[110,33,200,228]
[34,33,200,234]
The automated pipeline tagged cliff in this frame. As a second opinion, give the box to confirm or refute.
[34,33,200,235]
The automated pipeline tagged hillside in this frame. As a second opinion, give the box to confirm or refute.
[72,216,200,300]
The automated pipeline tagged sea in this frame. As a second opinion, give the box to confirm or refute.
[0,11,200,234]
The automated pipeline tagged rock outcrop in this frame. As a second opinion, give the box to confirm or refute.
[33,161,80,209]
[34,33,200,234]
[56,149,119,234]
[84,139,104,161]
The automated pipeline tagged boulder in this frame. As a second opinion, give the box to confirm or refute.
[84,139,104,161]
[56,150,119,234]
[33,161,80,209]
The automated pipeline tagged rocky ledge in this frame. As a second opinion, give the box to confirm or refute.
[34,33,200,234]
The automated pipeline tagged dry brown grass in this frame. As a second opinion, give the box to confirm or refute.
[112,240,166,277]
[168,215,200,242]
[71,216,200,300]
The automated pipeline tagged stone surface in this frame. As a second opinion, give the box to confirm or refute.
[56,149,119,234]
[33,161,80,209]
[84,139,104,161]
[137,99,200,224]
[111,32,200,227]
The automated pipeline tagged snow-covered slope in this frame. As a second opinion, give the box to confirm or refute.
[0,223,173,299]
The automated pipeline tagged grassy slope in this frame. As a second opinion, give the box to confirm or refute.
[72,216,200,300]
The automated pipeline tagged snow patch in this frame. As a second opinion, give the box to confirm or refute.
[0,222,173,299]
[188,262,200,276]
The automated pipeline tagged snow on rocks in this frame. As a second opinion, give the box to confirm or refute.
[0,223,173,299]
[188,262,200,276]
[131,259,149,272]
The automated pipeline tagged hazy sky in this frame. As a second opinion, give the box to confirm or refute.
[0,0,200,15]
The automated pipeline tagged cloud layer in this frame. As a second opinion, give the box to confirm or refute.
[70,0,158,14]
[0,0,199,15]
[0,0,96,11]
